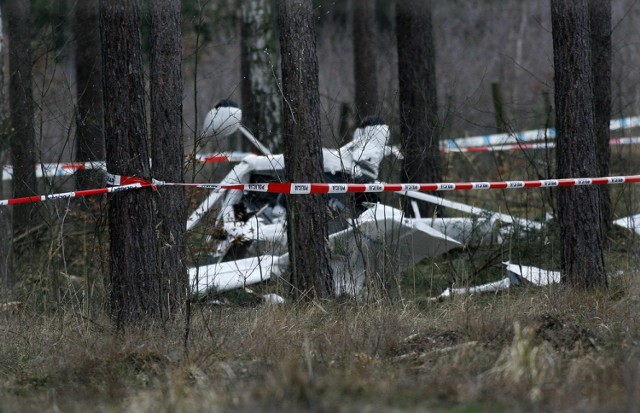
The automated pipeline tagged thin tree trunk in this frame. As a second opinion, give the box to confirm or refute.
[75,0,105,189]
[100,0,158,327]
[6,0,38,247]
[491,82,508,133]
[278,0,333,299]
[353,0,378,119]
[241,0,283,151]
[150,0,187,319]
[396,0,441,218]
[0,4,12,294]
[551,0,606,288]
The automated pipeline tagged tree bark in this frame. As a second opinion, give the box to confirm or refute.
[589,0,612,239]
[491,82,509,133]
[353,0,378,119]
[241,0,283,151]
[0,4,13,294]
[551,0,606,288]
[75,0,105,189]
[396,0,441,218]
[278,0,333,299]
[150,0,187,319]
[100,0,159,327]
[5,0,38,245]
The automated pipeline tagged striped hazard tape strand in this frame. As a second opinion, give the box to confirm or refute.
[0,183,149,206]
[1,152,255,181]
[3,134,640,182]
[442,115,640,149]
[1,173,639,206]
[439,136,640,153]
[4,115,640,181]
[0,174,154,206]
[138,173,640,192]
[154,175,640,194]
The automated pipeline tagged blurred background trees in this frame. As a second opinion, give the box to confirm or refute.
[9,0,640,164]
[240,0,283,151]
[352,0,378,121]
[74,0,105,190]
[0,0,638,304]
[4,0,38,266]
[0,4,10,294]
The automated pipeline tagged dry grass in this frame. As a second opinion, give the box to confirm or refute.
[2,270,640,412]
[2,140,639,412]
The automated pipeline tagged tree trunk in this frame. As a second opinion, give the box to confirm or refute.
[491,82,509,133]
[75,0,105,189]
[589,0,612,239]
[278,0,333,299]
[5,0,38,246]
[396,0,441,218]
[551,0,606,288]
[0,4,13,294]
[353,0,378,119]
[100,0,159,327]
[241,0,283,151]
[150,0,187,319]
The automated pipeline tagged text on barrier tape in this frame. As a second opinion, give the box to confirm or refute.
[208,176,640,193]
[1,174,640,206]
[101,173,640,193]
[0,183,146,206]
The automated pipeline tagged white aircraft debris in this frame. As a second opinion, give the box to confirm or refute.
[188,101,546,299]
[432,262,561,300]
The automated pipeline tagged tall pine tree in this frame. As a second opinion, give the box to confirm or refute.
[551,0,606,288]
[150,0,187,319]
[100,0,159,326]
[396,0,441,218]
[278,0,333,299]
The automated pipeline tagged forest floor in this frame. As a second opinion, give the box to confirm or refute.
[2,252,640,412]
[2,134,640,412]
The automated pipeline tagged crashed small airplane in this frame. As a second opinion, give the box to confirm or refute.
[186,100,549,299]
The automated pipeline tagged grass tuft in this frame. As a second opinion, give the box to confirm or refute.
[2,275,640,411]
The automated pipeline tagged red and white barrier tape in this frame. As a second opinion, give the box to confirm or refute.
[192,151,253,163]
[4,132,640,182]
[443,115,640,149]
[106,173,156,187]
[152,174,640,193]
[439,136,640,153]
[1,152,253,181]
[1,161,106,181]
[2,173,639,206]
[4,114,640,181]
[0,183,147,206]
[159,175,640,194]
